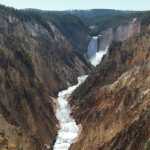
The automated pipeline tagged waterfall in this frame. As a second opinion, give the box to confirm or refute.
[53,75,88,150]
[87,36,98,58]
[53,35,109,150]
[89,46,108,66]
[87,36,108,66]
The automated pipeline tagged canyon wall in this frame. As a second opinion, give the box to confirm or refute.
[98,18,141,51]
[87,18,141,57]
[0,6,91,150]
[70,28,150,150]
[0,5,148,150]
[87,18,141,66]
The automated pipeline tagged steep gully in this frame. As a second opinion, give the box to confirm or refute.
[53,36,107,150]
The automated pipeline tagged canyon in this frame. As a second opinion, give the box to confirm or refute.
[0,5,91,150]
[0,4,150,150]
[70,25,150,150]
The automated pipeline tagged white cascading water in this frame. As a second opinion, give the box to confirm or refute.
[53,35,108,150]
[53,75,88,150]
[87,36,98,58]
[87,36,108,66]
[89,47,108,66]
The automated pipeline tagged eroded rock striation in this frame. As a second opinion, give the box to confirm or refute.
[70,26,150,150]
[1,5,150,150]
[0,5,91,150]
[97,18,141,52]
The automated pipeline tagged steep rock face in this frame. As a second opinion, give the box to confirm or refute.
[73,30,150,104]
[0,46,57,150]
[97,18,141,51]
[70,30,150,150]
[0,6,91,150]
[71,64,150,150]
[69,9,140,36]
[50,14,90,53]
[19,9,90,54]
[86,19,141,66]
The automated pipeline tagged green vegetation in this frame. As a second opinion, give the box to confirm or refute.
[0,48,5,56]
[0,48,10,57]
[144,139,150,150]
[0,4,16,16]
[15,49,33,71]
[1,3,150,36]
[1,4,150,55]
[21,50,32,66]
[69,9,138,35]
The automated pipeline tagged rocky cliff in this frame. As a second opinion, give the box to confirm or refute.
[0,5,91,150]
[70,26,150,150]
[86,18,141,66]
[97,18,141,51]
[1,4,150,150]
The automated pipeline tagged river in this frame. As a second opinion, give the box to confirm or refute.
[53,75,88,150]
[53,35,108,150]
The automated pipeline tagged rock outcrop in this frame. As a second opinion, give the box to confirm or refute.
[0,5,91,150]
[86,18,141,67]
[70,28,150,150]
[98,18,141,51]
[0,5,149,150]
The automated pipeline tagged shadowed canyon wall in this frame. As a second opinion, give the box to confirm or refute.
[0,6,91,150]
[0,5,149,150]
[70,26,150,150]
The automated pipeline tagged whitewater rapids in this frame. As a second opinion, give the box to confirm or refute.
[53,75,88,150]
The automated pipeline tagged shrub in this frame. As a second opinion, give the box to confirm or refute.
[15,49,33,72]
[0,48,5,56]
[145,139,150,150]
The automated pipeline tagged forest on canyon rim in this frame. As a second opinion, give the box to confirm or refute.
[0,3,150,150]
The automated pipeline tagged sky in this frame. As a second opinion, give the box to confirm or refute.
[0,0,149,11]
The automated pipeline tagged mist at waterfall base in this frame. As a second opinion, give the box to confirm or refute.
[89,49,108,66]
[53,35,108,150]
[53,75,88,150]
[87,36,108,66]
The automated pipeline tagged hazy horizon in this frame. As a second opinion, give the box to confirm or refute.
[0,0,149,11]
